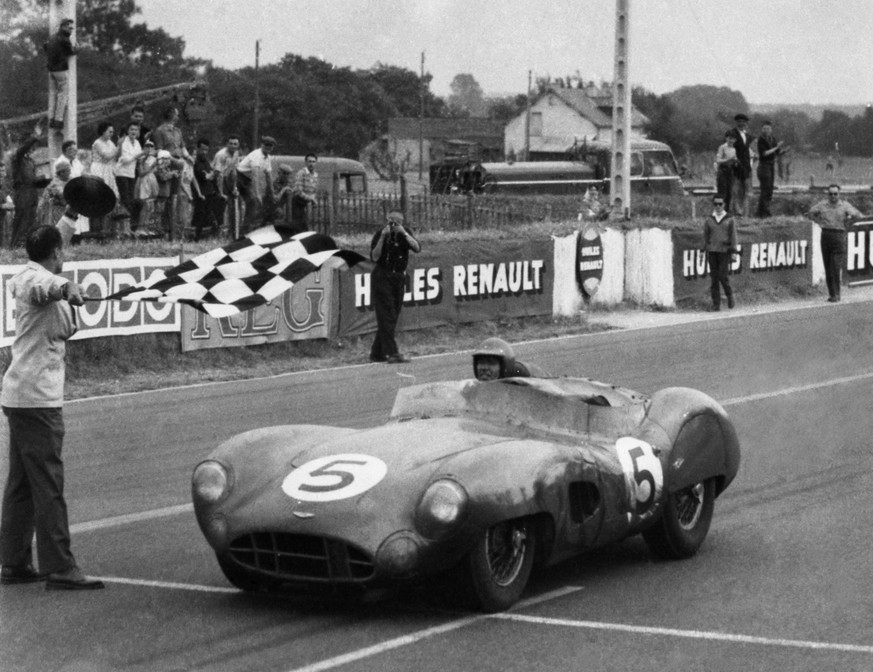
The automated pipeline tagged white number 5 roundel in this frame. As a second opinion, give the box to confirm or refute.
[615,437,664,515]
[282,454,388,502]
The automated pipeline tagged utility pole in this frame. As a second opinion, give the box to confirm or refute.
[610,0,632,219]
[48,0,77,158]
[419,51,425,181]
[252,39,260,148]
[523,69,532,161]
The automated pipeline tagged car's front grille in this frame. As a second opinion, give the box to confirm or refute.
[228,532,375,583]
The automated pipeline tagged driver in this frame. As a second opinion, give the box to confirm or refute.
[472,337,547,380]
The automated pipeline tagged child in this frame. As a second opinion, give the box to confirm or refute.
[134,140,159,235]
[155,150,180,239]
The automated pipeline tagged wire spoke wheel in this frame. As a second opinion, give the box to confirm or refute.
[485,521,528,587]
[465,518,536,612]
[674,482,705,530]
[643,479,715,560]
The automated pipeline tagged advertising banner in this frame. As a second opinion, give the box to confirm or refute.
[846,219,873,284]
[0,258,180,348]
[180,270,333,351]
[335,238,553,338]
[672,221,813,305]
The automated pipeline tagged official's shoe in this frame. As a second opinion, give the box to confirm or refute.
[45,566,105,591]
[1,564,44,585]
[369,354,387,363]
[707,305,721,312]
[827,296,840,303]
[386,353,412,364]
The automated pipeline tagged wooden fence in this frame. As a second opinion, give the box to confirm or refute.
[309,190,579,235]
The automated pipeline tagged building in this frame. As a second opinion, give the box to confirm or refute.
[385,117,504,169]
[504,84,649,159]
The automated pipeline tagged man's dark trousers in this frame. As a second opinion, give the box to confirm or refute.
[0,407,74,573]
[708,251,733,309]
[370,266,405,361]
[756,163,776,217]
[821,229,846,300]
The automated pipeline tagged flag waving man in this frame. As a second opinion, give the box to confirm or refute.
[101,227,367,318]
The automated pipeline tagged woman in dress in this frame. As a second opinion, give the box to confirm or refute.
[89,120,119,235]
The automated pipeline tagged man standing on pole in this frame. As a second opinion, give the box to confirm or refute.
[44,18,77,131]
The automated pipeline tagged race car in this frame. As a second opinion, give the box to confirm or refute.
[192,374,740,612]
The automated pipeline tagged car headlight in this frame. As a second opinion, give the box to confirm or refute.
[192,460,232,505]
[415,479,468,539]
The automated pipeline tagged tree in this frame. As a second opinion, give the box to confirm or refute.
[0,0,196,121]
[632,86,683,151]
[447,73,486,118]
[485,94,528,124]
[664,85,749,153]
[363,63,446,119]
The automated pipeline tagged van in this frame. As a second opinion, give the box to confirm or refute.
[269,155,368,194]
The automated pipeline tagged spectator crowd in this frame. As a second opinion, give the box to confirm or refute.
[0,104,320,248]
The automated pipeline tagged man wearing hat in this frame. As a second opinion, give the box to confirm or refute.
[726,113,755,217]
[236,136,276,234]
[369,210,420,364]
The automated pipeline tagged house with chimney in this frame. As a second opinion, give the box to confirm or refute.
[503,83,649,160]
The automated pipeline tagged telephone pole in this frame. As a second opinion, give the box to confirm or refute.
[418,51,425,180]
[252,40,261,147]
[610,0,632,218]
[523,70,532,161]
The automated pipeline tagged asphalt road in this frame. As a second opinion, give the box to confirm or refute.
[2,300,873,672]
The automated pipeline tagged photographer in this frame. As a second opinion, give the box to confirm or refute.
[369,210,420,364]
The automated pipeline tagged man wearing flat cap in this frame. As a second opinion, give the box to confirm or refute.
[726,113,755,217]
[237,136,276,234]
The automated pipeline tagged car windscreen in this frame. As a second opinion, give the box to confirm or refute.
[641,151,679,177]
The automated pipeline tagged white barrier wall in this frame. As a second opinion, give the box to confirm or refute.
[624,227,675,307]
[811,223,825,285]
[552,226,626,317]
[552,232,582,317]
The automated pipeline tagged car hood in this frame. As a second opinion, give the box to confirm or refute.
[201,416,539,553]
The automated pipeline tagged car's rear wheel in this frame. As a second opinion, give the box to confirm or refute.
[216,553,279,592]
[465,518,535,612]
[643,478,715,559]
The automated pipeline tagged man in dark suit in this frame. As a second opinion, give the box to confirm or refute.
[727,113,754,217]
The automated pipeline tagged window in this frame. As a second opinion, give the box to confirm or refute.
[530,112,543,137]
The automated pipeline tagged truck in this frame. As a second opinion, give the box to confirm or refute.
[430,139,684,196]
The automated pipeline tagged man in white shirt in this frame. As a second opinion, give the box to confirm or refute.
[236,136,276,234]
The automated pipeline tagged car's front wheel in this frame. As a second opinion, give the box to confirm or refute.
[643,478,715,559]
[465,518,535,612]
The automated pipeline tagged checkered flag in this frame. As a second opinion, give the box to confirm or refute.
[103,227,368,318]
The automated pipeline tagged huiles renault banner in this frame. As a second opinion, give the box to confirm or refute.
[335,238,553,338]
[672,220,813,305]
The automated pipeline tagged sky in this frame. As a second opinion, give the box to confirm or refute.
[136,0,873,106]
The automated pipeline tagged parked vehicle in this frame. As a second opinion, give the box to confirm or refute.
[433,140,684,196]
[270,156,368,194]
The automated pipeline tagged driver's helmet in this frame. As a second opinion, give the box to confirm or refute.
[473,337,519,380]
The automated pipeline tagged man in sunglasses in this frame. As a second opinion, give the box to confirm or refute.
[702,195,739,311]
[809,185,863,302]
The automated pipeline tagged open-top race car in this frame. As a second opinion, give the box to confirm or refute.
[192,374,740,612]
